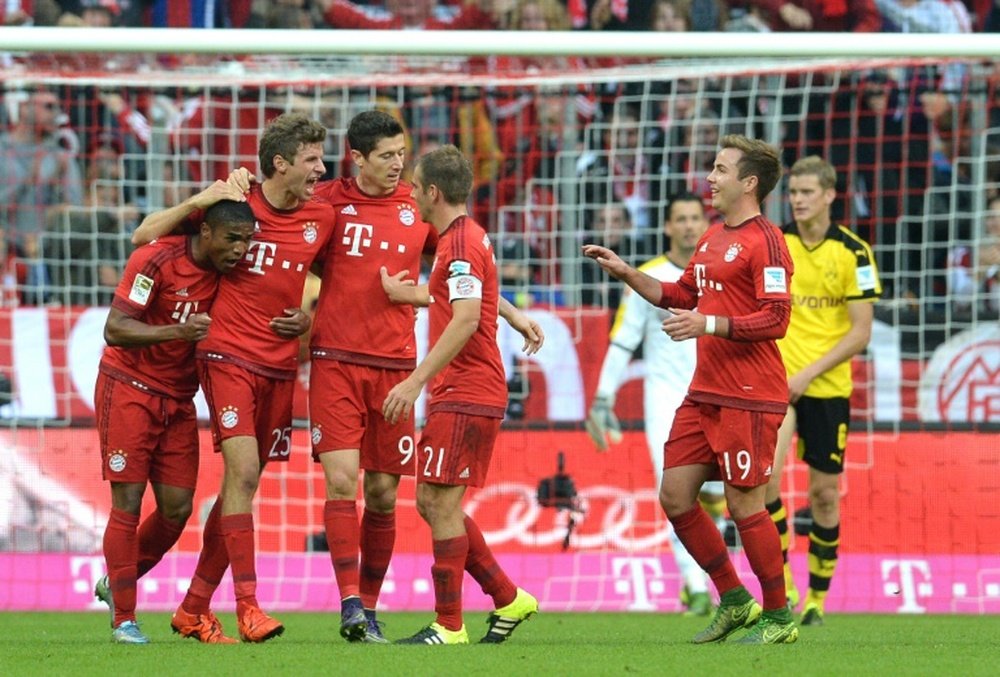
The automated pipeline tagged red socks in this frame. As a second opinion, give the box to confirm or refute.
[136,510,185,578]
[182,500,228,615]
[431,535,469,631]
[103,508,140,627]
[669,505,741,594]
[324,499,360,599]
[736,510,786,611]
[464,515,516,608]
[221,512,258,610]
[359,508,395,609]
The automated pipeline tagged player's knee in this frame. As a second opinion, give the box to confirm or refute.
[659,486,690,519]
[324,472,357,500]
[363,474,399,512]
[159,499,193,525]
[809,484,839,516]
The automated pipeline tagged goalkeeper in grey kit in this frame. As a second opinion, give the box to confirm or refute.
[586,194,726,615]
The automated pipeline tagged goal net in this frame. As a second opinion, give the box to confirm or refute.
[1,41,998,615]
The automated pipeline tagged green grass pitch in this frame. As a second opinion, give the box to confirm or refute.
[2,611,994,676]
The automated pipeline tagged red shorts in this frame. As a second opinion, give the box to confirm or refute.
[664,399,783,488]
[95,372,199,489]
[197,359,295,464]
[309,359,416,475]
[416,411,500,487]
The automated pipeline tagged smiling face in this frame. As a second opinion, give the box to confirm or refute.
[355,133,406,196]
[706,147,751,215]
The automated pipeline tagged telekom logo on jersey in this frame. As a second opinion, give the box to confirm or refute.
[693,264,723,295]
[243,241,307,276]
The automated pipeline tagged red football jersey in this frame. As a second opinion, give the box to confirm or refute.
[426,215,507,417]
[100,235,219,399]
[659,215,793,413]
[310,178,438,369]
[196,185,336,379]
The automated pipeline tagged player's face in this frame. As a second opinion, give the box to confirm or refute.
[284,142,326,201]
[410,167,434,221]
[788,174,835,227]
[357,134,406,196]
[706,147,750,214]
[664,200,708,254]
[204,222,255,273]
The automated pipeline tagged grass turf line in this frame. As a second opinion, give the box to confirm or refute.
[1,612,995,676]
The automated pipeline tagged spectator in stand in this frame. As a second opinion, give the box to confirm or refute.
[0,87,84,305]
[584,0,655,29]
[1,0,35,24]
[948,194,1000,314]
[728,0,881,31]
[579,203,642,310]
[318,0,497,29]
[578,103,653,237]
[650,0,692,31]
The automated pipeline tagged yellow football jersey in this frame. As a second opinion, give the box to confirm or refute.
[778,224,882,398]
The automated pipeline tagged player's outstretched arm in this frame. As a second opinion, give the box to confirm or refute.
[498,296,544,355]
[132,180,246,245]
[582,244,664,307]
[383,297,480,425]
[104,307,211,347]
[380,266,429,307]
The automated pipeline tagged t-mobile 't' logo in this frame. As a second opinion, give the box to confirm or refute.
[343,222,374,257]
[246,241,277,275]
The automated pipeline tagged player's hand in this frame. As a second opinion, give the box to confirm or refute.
[787,370,813,404]
[270,307,311,338]
[505,308,544,355]
[662,308,703,341]
[227,167,257,194]
[177,312,212,341]
[582,244,630,280]
[380,266,416,304]
[191,180,247,209]
[584,395,622,452]
[382,376,422,425]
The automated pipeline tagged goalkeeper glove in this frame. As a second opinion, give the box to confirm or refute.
[585,395,622,452]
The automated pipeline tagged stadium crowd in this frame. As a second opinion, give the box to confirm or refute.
[1,0,999,316]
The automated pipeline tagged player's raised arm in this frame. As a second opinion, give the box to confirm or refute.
[132,180,246,245]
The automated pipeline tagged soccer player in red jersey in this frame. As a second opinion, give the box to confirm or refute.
[280,111,541,643]
[380,145,539,645]
[132,113,335,643]
[584,134,799,644]
[95,198,255,644]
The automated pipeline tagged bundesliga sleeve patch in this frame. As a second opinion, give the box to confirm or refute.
[762,267,788,294]
[128,273,154,306]
[448,260,472,277]
[448,274,482,301]
[856,265,877,291]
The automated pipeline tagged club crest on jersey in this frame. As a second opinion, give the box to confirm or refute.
[128,274,154,306]
[398,205,416,226]
[303,221,318,244]
[311,425,322,446]
[108,450,127,473]
[220,405,239,429]
[724,243,743,262]
[455,276,476,297]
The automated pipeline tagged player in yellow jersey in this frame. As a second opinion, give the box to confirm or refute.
[767,156,881,626]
